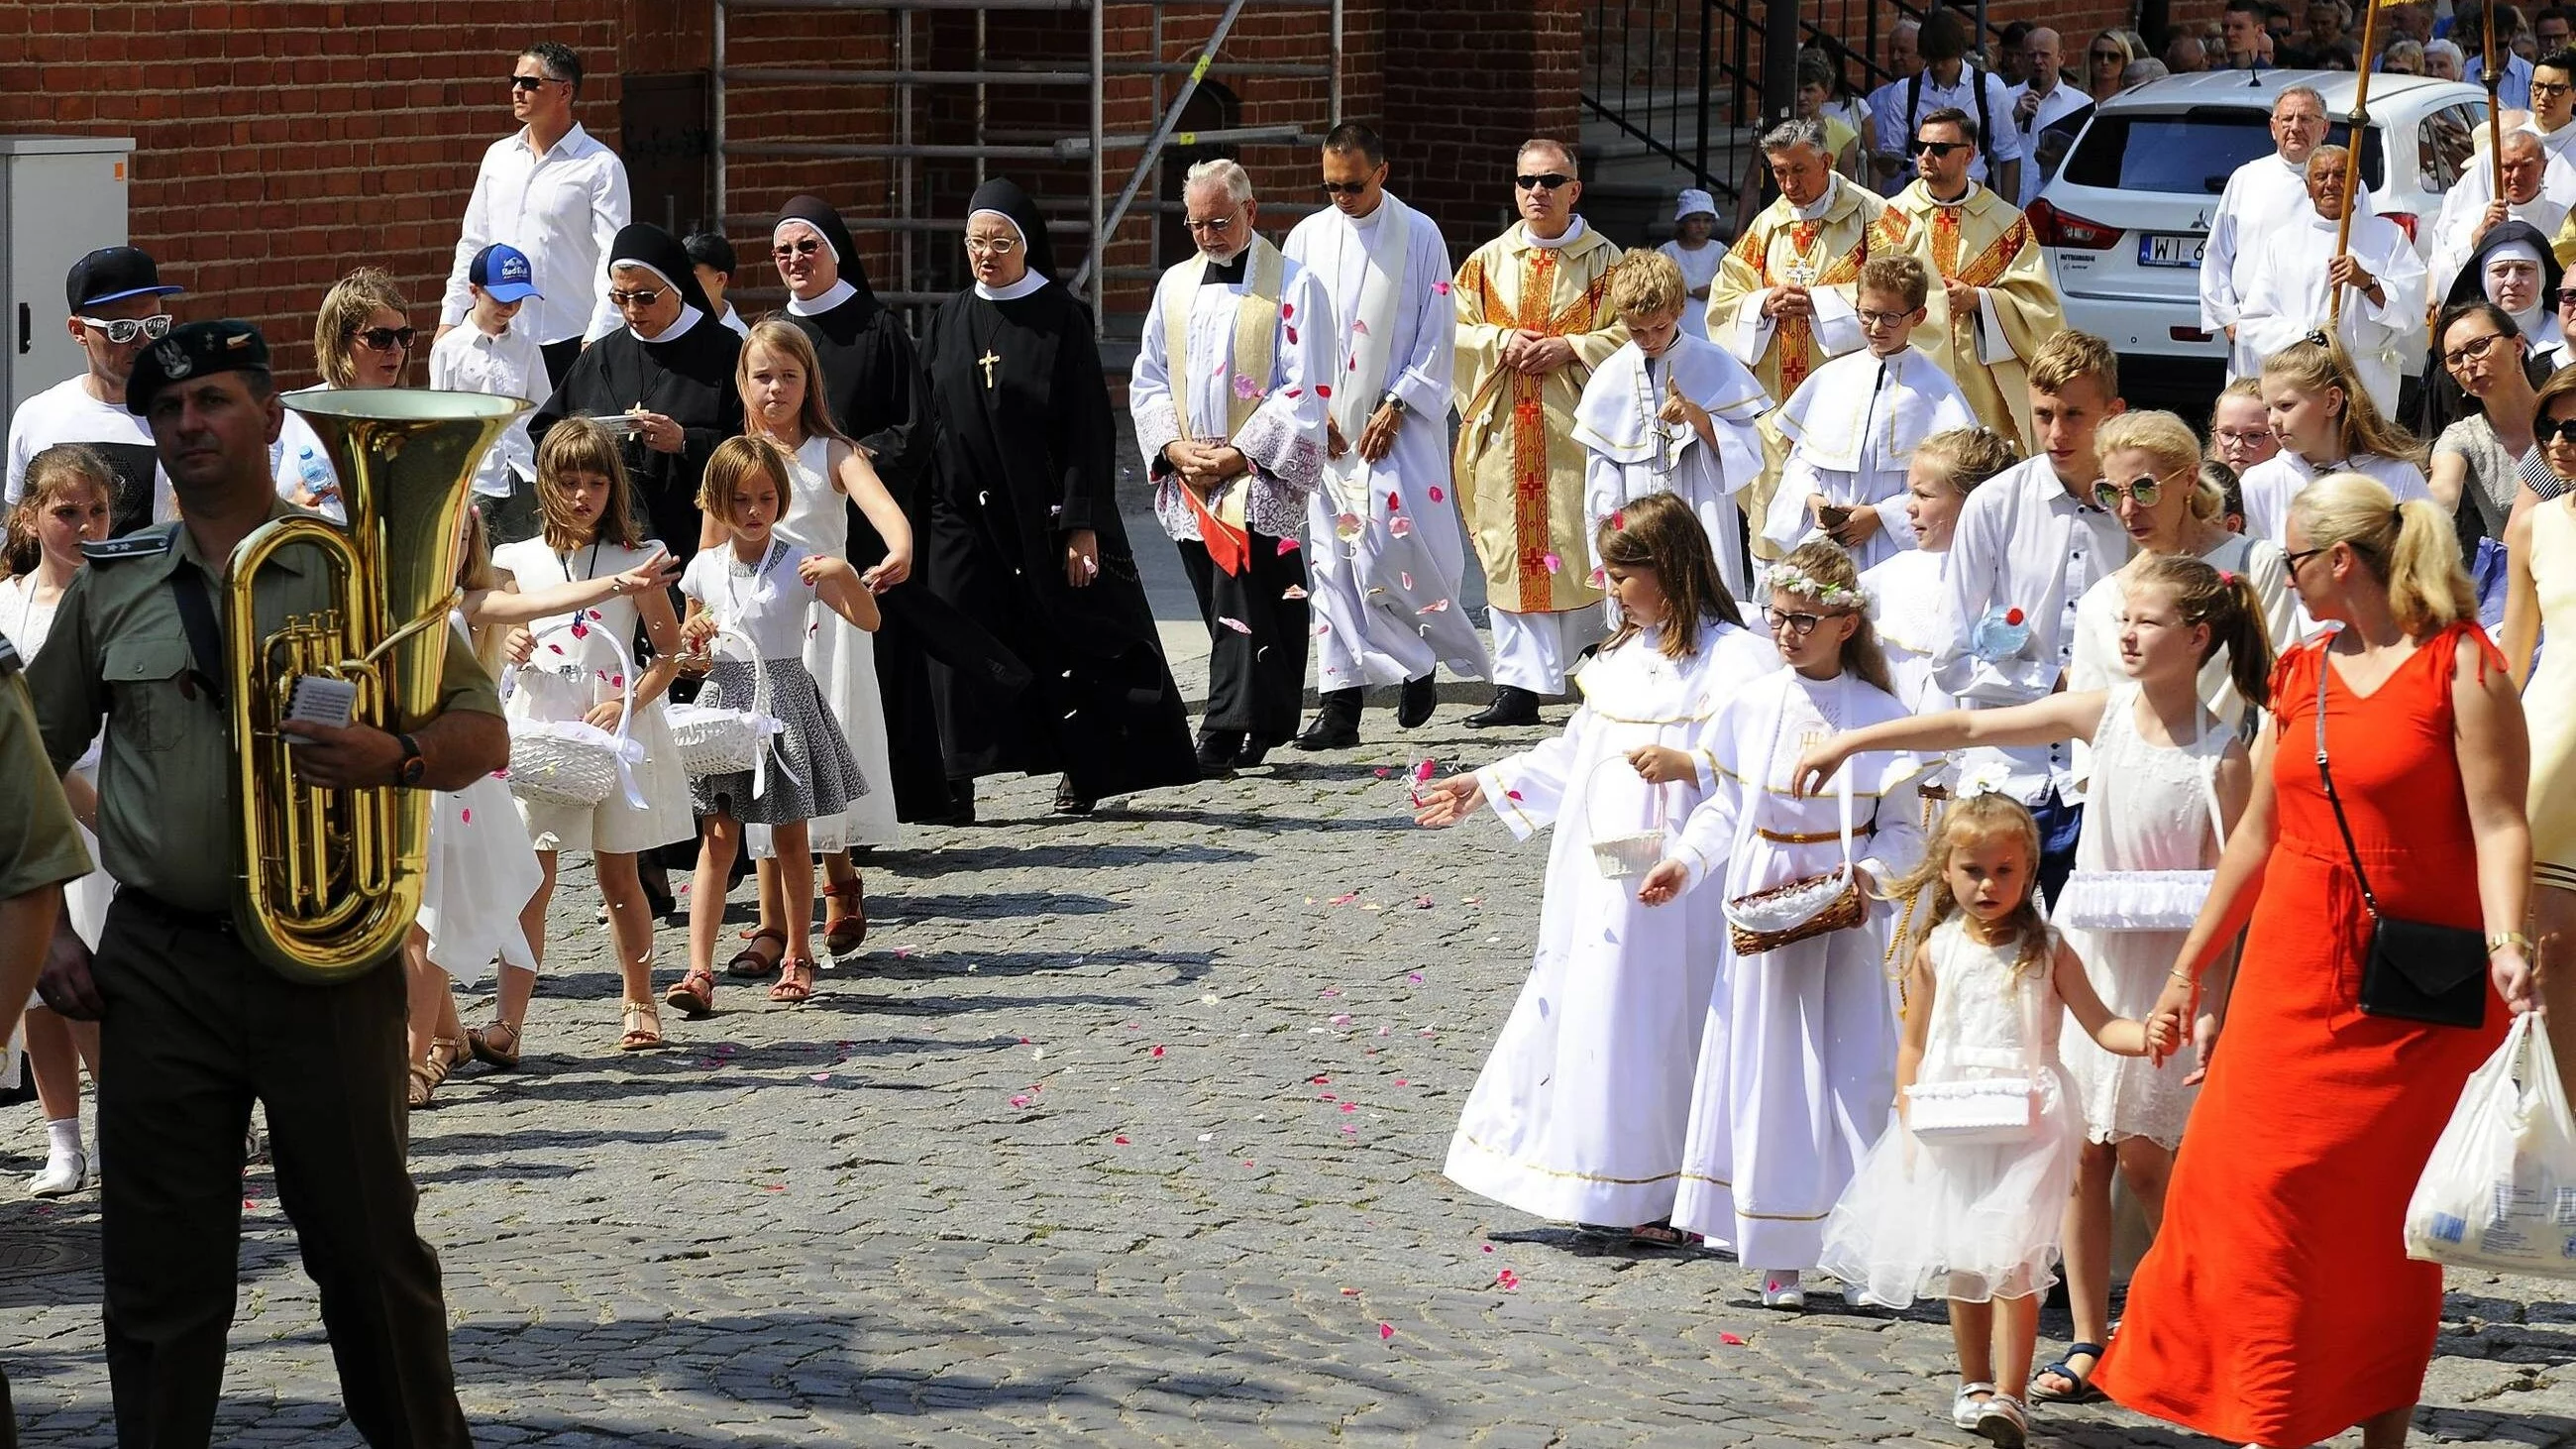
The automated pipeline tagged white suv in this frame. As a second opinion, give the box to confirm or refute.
[2031,68,2486,411]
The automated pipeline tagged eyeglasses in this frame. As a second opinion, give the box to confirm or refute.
[2537,414,2576,445]
[77,314,172,345]
[1765,608,1828,635]
[2283,545,2329,573]
[772,238,822,261]
[1912,139,1971,157]
[509,74,563,91]
[2213,426,2274,447]
[2091,473,2172,509]
[605,288,665,308]
[1320,180,1372,196]
[963,235,1020,257]
[1515,172,1574,191]
[351,325,416,352]
[1183,215,1236,234]
[1857,308,1914,329]
[2536,80,2575,98]
[2442,331,2509,369]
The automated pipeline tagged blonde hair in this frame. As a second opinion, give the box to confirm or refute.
[2259,335,2425,468]
[1911,427,2018,498]
[1879,792,2052,979]
[3,443,114,577]
[1771,539,1892,694]
[455,502,508,677]
[2289,472,2476,633]
[1607,250,1689,320]
[535,417,644,551]
[738,318,850,449]
[312,266,409,390]
[2093,409,2223,521]
[698,434,797,527]
[2027,329,2120,399]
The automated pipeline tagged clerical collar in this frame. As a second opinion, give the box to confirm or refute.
[974,272,1048,301]
[1927,180,1976,209]
[1201,250,1250,285]
[1527,216,1588,250]
[633,304,704,344]
[1789,176,1842,222]
[787,279,859,316]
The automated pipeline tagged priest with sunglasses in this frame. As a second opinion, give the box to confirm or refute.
[1890,106,2064,455]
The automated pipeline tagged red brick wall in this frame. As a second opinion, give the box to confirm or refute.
[1386,0,1584,262]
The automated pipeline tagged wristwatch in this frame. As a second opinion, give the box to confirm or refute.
[392,732,426,788]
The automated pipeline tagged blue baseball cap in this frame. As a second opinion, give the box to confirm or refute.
[469,243,542,303]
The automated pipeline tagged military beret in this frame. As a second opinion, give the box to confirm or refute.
[125,320,271,417]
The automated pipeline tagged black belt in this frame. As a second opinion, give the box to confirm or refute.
[117,889,236,935]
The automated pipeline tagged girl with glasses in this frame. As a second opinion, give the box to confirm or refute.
[2237,336,2427,547]
[269,266,416,522]
[2205,379,2281,478]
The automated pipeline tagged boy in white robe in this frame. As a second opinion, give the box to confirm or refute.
[1767,255,1978,572]
[1573,250,1771,607]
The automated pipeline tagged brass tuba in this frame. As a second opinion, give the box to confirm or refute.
[225,389,524,982]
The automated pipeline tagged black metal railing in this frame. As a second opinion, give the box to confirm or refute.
[1582,0,1727,193]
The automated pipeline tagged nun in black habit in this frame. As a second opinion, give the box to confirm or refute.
[773,194,1015,824]
[917,179,1198,811]
[529,223,744,562]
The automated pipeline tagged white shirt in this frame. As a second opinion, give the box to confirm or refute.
[438,122,632,346]
[2202,152,2316,333]
[681,539,818,661]
[427,319,547,497]
[2238,449,2431,545]
[2004,79,2093,206]
[2530,117,2576,165]
[715,303,751,338]
[1886,64,2026,186]
[269,384,349,525]
[2425,155,2576,300]
[1658,240,1725,338]
[1932,454,2132,804]
[2233,204,2427,416]
[3,375,174,523]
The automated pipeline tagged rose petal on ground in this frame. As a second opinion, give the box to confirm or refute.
[1378,1323,1396,1341]
[1719,1332,1746,1346]
[1114,1135,1130,1145]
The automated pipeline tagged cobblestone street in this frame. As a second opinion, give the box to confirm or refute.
[5,726,2576,1447]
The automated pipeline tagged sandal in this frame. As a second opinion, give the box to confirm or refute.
[467,1020,522,1071]
[727,927,787,979]
[618,1000,664,1052]
[2029,1341,2107,1404]
[1626,1219,1694,1250]
[822,880,868,954]
[1973,1393,2028,1449]
[663,966,717,1020]
[406,1037,465,1110]
[1951,1382,1996,1430]
[770,955,816,1004]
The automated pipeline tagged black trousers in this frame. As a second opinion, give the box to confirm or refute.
[539,337,582,390]
[1175,528,1310,743]
[93,895,469,1449]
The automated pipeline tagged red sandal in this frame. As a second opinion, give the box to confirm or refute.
[822,880,868,954]
[770,955,816,1004]
[726,927,787,979]
[663,966,717,1020]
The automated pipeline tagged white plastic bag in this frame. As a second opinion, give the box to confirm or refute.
[2404,1013,2576,1278]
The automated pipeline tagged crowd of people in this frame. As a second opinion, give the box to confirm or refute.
[0,12,2571,1449]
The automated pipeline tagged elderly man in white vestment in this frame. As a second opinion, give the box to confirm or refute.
[1282,123,1491,751]
[2201,85,2330,377]
[2232,146,2428,416]
[2429,129,2576,299]
[1131,159,1335,775]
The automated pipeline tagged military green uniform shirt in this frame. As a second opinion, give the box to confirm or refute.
[0,658,90,902]
[26,502,501,915]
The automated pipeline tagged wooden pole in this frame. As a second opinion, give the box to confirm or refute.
[2331,0,2385,325]
[2489,1,2507,198]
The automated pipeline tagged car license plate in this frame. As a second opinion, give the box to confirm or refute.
[2139,232,2204,268]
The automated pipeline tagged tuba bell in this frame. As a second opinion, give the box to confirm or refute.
[224,388,523,983]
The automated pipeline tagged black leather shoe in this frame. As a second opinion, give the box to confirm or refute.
[1052,775,1095,815]
[1396,674,1437,729]
[1196,731,1243,779]
[1463,686,1542,728]
[1234,734,1283,770]
[1295,688,1363,751]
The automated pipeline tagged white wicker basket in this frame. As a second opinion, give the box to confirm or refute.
[503,616,639,810]
[673,626,783,782]
[1583,755,1671,880]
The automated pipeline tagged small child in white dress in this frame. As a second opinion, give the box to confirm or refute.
[1818,793,2168,1447]
[668,436,880,1020]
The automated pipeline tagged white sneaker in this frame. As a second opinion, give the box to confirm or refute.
[1952,1382,1996,1429]
[1759,1271,1806,1309]
[1975,1393,2028,1449]
[29,1148,87,1198]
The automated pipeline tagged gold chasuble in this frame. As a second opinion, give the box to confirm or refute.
[1452,222,1626,614]
[1891,179,2064,454]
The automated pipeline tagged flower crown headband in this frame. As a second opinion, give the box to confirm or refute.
[1766,562,1869,610]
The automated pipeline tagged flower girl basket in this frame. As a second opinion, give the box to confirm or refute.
[1724,707,1869,954]
[504,617,640,810]
[666,626,781,777]
[1904,954,2045,1146]
[1584,754,1671,879]
[2051,734,2226,933]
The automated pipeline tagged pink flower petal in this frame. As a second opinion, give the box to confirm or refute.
[1719,1332,1746,1347]
[1317,384,1333,398]
[1417,598,1450,614]
[1351,318,1370,335]
[459,808,472,824]
[1150,1045,1164,1057]
[1400,571,1414,590]
[1433,280,1451,295]
[1429,485,1446,502]
[1389,517,1413,537]
[1277,536,1301,554]
[1284,387,1303,398]
[1281,301,1295,320]
[1288,326,1301,345]
[1497,1269,1520,1289]
[1331,1014,1352,1027]
[1114,1134,1130,1145]
[1378,1323,1396,1341]
[1544,552,1562,574]
[1218,615,1252,634]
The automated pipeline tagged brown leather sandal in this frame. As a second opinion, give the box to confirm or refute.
[770,955,816,1004]
[727,927,788,979]
[664,966,717,1019]
[407,1037,465,1110]
[467,1020,522,1071]
[822,880,868,954]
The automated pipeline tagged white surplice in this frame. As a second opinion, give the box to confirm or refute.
[1284,190,1491,690]
[2425,157,2576,300]
[2201,152,2315,344]
[1571,332,1770,605]
[1861,544,1957,718]
[2236,448,2431,546]
[1767,346,1977,571]
[1663,667,1929,1270]
[2231,202,2426,417]
[1443,620,1780,1226]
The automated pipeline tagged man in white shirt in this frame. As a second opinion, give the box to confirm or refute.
[2203,85,2329,376]
[426,242,547,542]
[4,246,181,534]
[1868,20,1926,195]
[2007,29,2091,207]
[1882,11,2022,202]
[435,42,631,388]
[1932,330,2133,904]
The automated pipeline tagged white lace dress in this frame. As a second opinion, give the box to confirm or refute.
[2055,685,2229,1148]
[1821,917,2083,1308]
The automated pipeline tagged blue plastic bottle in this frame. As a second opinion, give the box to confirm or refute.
[1970,605,2031,663]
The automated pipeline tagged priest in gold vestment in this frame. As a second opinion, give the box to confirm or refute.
[1890,105,2063,453]
[1707,118,1915,559]
[1451,139,1627,726]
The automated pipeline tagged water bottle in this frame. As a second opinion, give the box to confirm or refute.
[1970,605,2031,664]
[294,445,334,502]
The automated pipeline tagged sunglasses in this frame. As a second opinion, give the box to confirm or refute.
[2442,332,2508,369]
[1183,215,1235,234]
[1912,139,1971,157]
[2091,50,2124,61]
[2091,473,2170,508]
[1320,180,1372,196]
[351,325,416,352]
[2538,415,2576,445]
[605,287,666,308]
[509,74,562,91]
[1516,172,1573,191]
[772,238,823,260]
[77,314,172,345]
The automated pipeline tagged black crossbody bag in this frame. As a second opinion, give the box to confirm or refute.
[2311,654,2488,1029]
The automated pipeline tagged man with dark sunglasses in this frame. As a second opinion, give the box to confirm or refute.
[3,246,182,535]
[435,42,631,388]
[1890,106,2064,455]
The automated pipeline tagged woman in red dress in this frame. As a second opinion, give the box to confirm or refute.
[2095,471,2541,1447]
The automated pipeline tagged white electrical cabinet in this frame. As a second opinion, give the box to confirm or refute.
[0,137,138,426]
